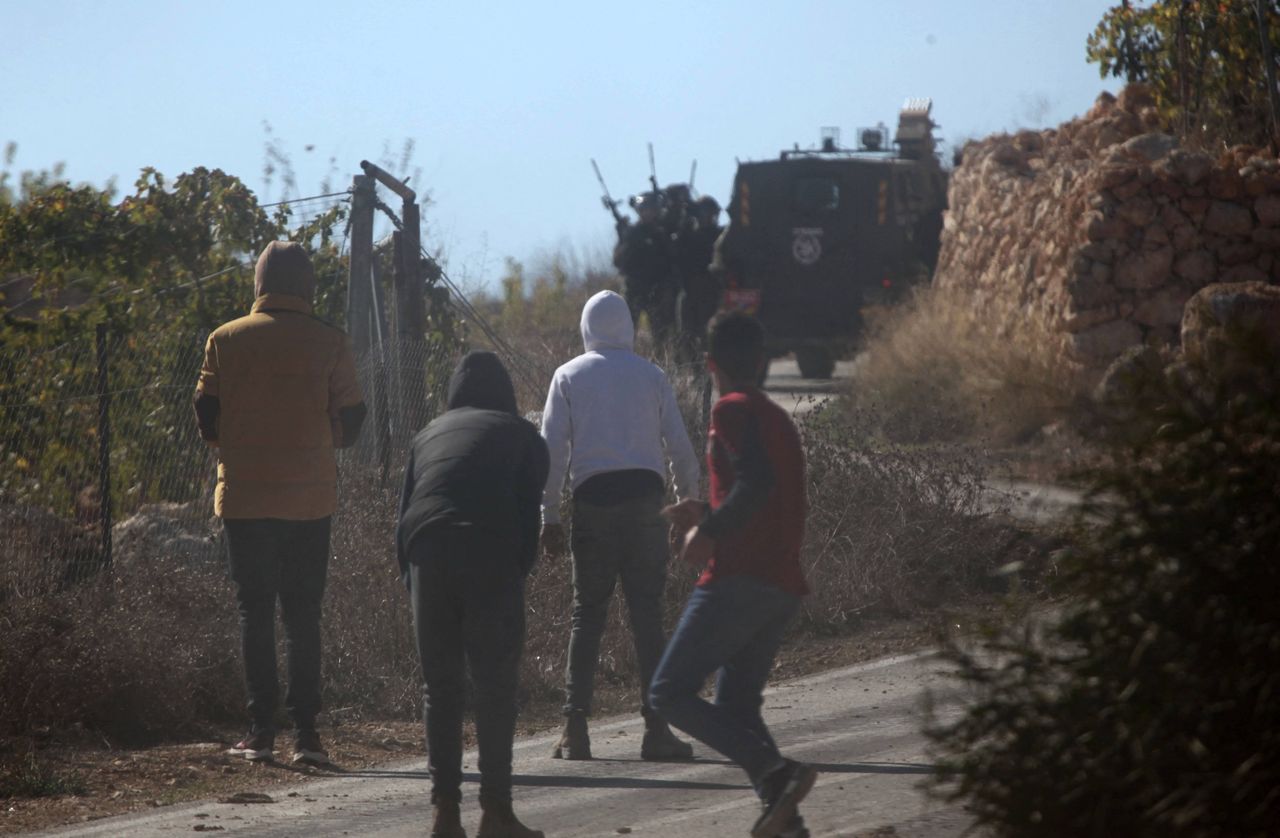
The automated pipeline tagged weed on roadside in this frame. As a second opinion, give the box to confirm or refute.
[0,752,87,799]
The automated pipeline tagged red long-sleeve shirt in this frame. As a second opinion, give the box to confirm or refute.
[698,387,808,596]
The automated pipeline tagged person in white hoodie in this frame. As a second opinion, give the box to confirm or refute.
[540,289,700,762]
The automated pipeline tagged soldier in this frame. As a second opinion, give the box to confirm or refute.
[675,196,724,356]
[613,192,678,349]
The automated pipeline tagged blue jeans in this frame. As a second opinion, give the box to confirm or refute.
[648,574,800,791]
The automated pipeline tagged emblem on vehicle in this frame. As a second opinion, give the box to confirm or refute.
[791,227,823,266]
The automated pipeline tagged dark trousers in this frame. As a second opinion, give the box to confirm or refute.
[649,574,800,793]
[223,516,331,732]
[409,527,526,803]
[565,492,670,717]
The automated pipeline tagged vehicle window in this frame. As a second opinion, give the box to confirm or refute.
[793,177,839,213]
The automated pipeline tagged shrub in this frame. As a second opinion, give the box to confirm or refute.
[0,555,242,746]
[853,286,1082,445]
[925,342,1280,836]
[797,402,1029,627]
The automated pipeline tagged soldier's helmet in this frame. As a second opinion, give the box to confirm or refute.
[629,191,663,220]
[663,183,692,207]
[695,196,721,223]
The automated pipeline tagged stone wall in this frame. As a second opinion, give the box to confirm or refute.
[934,85,1280,378]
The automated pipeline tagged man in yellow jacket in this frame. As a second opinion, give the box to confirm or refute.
[194,241,366,765]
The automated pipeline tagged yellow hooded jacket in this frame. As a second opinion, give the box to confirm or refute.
[194,242,365,520]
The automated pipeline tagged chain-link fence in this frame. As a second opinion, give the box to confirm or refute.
[0,325,462,604]
[0,312,731,738]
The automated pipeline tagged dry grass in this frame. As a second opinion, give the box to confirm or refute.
[0,404,1025,759]
[854,286,1084,444]
[0,257,1046,778]
[797,403,1036,628]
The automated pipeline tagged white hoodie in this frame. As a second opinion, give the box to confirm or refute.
[540,290,700,524]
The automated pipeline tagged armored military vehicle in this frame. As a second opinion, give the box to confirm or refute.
[713,99,948,378]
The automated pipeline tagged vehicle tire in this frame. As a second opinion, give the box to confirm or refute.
[795,346,835,379]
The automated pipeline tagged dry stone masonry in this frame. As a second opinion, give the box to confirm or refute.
[935,84,1280,379]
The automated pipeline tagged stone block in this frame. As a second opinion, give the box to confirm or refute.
[1173,250,1216,285]
[1115,246,1174,290]
[1252,227,1280,249]
[1067,267,1120,309]
[1207,168,1245,200]
[1170,223,1201,252]
[1117,195,1157,227]
[1161,149,1213,186]
[1216,240,1260,266]
[1079,240,1117,265]
[1112,178,1147,201]
[1086,212,1132,242]
[1255,193,1280,226]
[1134,288,1192,327]
[1120,132,1176,162]
[1203,200,1254,237]
[1181,280,1280,373]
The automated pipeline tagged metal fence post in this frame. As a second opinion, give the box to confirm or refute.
[95,323,113,569]
[347,174,376,357]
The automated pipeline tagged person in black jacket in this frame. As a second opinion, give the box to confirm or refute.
[397,351,549,838]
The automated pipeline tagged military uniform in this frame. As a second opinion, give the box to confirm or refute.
[613,213,677,348]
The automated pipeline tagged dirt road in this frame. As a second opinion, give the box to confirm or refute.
[761,357,857,418]
[33,651,976,838]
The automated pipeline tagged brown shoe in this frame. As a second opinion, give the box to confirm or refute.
[431,796,466,838]
[477,795,544,838]
[640,716,694,761]
[550,711,591,760]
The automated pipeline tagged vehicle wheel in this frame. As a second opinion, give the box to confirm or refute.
[795,347,835,379]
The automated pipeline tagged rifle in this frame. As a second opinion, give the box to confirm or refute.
[647,143,662,199]
[590,158,625,227]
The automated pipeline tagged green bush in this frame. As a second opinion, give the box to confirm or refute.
[926,343,1280,836]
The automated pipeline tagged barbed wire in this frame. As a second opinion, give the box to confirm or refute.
[0,382,193,409]
[260,189,351,209]
[417,242,551,393]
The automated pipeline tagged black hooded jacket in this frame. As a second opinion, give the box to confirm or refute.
[396,352,550,581]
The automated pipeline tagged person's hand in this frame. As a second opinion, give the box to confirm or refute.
[661,498,705,535]
[540,523,566,561]
[678,525,713,569]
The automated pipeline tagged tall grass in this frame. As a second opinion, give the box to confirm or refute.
[854,286,1083,444]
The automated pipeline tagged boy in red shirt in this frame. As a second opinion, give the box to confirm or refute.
[651,311,816,838]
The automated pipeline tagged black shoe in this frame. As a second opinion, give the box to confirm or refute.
[751,760,818,838]
[292,728,331,766]
[777,813,811,838]
[228,726,274,762]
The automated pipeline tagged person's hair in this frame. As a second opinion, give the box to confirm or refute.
[707,310,765,383]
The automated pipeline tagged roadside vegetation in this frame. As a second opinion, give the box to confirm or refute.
[919,6,1280,832]
[926,329,1280,836]
[851,287,1083,447]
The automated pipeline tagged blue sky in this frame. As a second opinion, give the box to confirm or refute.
[3,0,1119,290]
